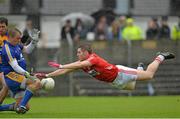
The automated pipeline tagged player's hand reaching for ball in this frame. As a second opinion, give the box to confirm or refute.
[35,73,48,79]
[48,61,63,68]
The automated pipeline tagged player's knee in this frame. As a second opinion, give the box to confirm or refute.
[147,72,154,80]
[28,80,41,91]
[35,79,41,88]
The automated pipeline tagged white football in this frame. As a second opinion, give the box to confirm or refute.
[41,78,55,91]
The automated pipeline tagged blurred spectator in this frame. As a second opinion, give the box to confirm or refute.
[23,18,33,37]
[94,16,109,40]
[159,16,171,40]
[111,20,119,40]
[118,16,126,41]
[172,16,180,40]
[110,16,126,41]
[147,82,155,96]
[74,18,88,42]
[152,17,160,29]
[23,17,37,72]
[122,18,143,40]
[61,20,75,44]
[146,18,159,40]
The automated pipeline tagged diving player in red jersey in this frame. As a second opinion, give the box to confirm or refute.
[36,43,175,90]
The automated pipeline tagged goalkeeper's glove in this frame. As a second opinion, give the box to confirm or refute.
[48,61,63,68]
[24,71,38,80]
[28,29,40,44]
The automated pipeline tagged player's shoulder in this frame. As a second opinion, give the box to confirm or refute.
[87,53,102,63]
[90,53,98,57]
[88,53,97,59]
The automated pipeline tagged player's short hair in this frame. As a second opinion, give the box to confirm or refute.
[78,43,92,54]
[8,28,22,38]
[0,17,8,26]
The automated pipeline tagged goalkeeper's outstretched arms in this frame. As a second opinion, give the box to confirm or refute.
[23,29,40,54]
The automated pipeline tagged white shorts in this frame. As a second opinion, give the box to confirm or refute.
[111,65,138,89]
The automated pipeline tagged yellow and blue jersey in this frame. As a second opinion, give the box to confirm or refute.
[1,40,27,95]
[0,33,8,72]
[1,40,26,75]
[0,33,8,47]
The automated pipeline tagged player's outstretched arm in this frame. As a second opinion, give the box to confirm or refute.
[48,60,92,69]
[44,60,92,77]
[59,60,92,69]
[35,68,75,79]
[47,68,75,77]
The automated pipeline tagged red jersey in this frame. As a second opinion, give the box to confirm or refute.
[82,53,118,82]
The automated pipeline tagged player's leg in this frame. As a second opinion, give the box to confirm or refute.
[123,63,145,90]
[113,65,138,90]
[0,77,13,111]
[0,73,9,104]
[136,52,175,81]
[0,76,24,112]
[0,102,15,111]
[0,93,30,112]
[0,86,8,104]
[16,79,41,114]
[1,73,33,113]
[15,94,30,114]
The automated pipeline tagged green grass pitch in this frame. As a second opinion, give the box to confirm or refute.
[0,96,180,118]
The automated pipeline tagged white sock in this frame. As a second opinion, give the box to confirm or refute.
[155,55,165,63]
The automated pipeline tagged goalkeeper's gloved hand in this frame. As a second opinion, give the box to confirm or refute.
[24,71,38,80]
[48,61,63,68]
[28,29,40,44]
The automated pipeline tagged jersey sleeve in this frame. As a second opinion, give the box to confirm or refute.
[4,44,16,63]
[86,55,98,65]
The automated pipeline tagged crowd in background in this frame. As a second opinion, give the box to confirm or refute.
[60,15,180,45]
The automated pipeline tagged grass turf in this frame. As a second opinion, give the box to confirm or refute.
[0,96,180,118]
